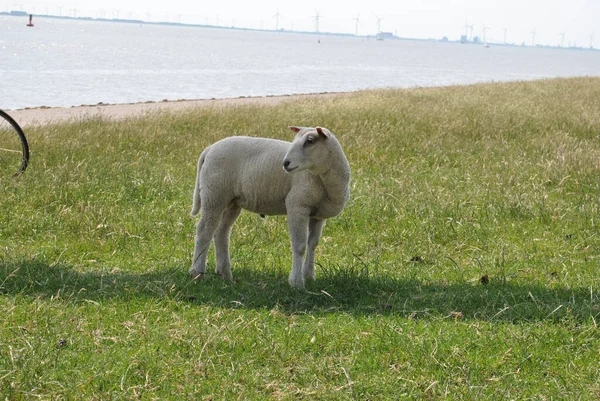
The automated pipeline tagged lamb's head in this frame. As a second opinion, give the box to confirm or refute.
[283,126,333,174]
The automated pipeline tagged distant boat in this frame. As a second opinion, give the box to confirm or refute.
[26,14,34,27]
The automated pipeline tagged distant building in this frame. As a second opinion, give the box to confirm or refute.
[376,31,395,41]
[10,10,28,16]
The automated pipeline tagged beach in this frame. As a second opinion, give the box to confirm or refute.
[8,92,344,127]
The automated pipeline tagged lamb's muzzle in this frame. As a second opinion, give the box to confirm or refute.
[282,159,297,172]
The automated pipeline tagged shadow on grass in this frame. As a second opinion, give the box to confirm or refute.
[1,260,598,324]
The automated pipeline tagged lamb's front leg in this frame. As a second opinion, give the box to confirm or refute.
[303,218,325,281]
[287,213,309,290]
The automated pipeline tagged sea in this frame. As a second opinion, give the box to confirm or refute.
[1,15,600,111]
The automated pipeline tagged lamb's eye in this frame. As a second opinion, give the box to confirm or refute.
[305,136,315,146]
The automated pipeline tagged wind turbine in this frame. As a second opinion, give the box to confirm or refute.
[482,24,490,46]
[530,28,536,46]
[590,32,595,49]
[314,10,320,33]
[375,15,384,34]
[558,32,565,47]
[374,15,385,40]
[503,28,507,44]
[462,20,475,42]
[354,13,360,36]
[273,9,282,31]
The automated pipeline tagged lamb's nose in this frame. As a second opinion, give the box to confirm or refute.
[283,160,291,168]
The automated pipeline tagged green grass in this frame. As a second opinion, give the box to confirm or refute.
[2,77,600,399]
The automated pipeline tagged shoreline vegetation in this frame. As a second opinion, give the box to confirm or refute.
[2,77,600,398]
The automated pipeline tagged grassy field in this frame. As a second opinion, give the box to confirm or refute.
[1,77,600,399]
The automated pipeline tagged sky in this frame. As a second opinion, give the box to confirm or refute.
[3,0,598,47]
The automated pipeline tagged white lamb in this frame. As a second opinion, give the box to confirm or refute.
[189,126,350,290]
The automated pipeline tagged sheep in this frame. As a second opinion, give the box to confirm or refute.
[189,126,350,290]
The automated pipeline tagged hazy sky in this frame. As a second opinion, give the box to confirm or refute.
[4,0,598,47]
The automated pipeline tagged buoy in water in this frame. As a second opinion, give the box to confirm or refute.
[26,14,34,27]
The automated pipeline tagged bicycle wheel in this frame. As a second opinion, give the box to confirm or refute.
[0,109,29,178]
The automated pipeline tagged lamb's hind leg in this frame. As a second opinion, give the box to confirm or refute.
[213,204,242,280]
[303,218,325,280]
[190,206,223,279]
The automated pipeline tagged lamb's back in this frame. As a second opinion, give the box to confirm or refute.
[201,136,292,215]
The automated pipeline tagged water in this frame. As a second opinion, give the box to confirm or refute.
[1,15,600,111]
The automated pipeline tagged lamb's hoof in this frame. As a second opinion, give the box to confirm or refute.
[215,266,233,281]
[288,276,306,291]
[189,267,206,280]
[191,273,206,280]
[217,271,233,281]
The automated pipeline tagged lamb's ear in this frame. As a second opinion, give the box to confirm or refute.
[316,126,329,138]
[289,126,301,133]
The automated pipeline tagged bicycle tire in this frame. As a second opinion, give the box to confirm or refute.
[0,109,29,177]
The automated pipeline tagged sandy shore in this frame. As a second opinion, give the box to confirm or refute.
[8,92,346,127]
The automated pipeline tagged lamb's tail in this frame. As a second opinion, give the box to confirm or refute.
[190,148,208,216]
